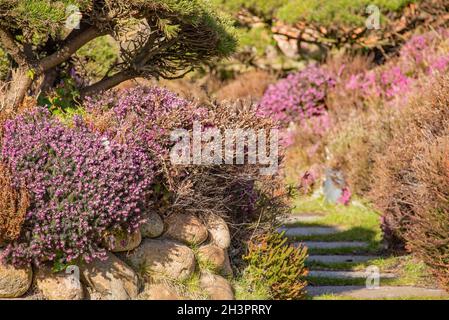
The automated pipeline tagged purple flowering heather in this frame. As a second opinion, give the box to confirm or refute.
[85,86,208,156]
[1,110,154,266]
[258,65,335,126]
[344,29,449,104]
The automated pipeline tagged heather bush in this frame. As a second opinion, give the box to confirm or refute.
[370,75,449,250]
[242,232,308,300]
[85,86,289,265]
[405,136,449,290]
[0,163,29,244]
[326,53,376,115]
[316,29,449,197]
[214,70,276,101]
[340,29,449,109]
[1,110,154,266]
[258,64,335,128]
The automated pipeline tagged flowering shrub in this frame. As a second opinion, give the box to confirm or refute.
[258,65,335,127]
[85,86,207,157]
[343,29,449,105]
[86,86,288,266]
[1,110,154,266]
[315,29,449,199]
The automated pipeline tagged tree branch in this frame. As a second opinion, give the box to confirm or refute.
[79,70,133,98]
[38,25,105,73]
[0,27,28,66]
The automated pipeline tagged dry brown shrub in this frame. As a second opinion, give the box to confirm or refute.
[326,107,397,196]
[0,163,30,243]
[0,86,37,244]
[282,126,326,188]
[404,135,449,290]
[214,70,276,102]
[370,75,449,250]
[160,101,289,266]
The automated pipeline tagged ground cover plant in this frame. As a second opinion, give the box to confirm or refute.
[1,109,155,266]
[241,232,308,300]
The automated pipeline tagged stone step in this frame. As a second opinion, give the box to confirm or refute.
[307,286,449,299]
[308,270,397,279]
[281,214,324,224]
[308,255,380,264]
[299,241,369,250]
[278,226,344,237]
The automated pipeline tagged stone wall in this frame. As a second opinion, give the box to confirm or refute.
[0,212,235,300]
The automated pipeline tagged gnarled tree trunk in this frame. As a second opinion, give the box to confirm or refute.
[3,67,33,112]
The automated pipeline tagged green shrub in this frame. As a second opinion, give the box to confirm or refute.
[211,0,287,19]
[277,0,414,26]
[213,0,416,26]
[236,26,276,55]
[242,232,308,300]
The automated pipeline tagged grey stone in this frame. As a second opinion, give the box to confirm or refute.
[281,215,324,224]
[308,271,396,279]
[104,230,142,253]
[323,169,346,204]
[308,255,380,264]
[278,226,344,237]
[141,212,164,238]
[298,241,369,250]
[307,286,449,299]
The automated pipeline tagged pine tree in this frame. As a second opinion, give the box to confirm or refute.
[0,0,236,109]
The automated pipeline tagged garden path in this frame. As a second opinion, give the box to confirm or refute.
[280,201,449,300]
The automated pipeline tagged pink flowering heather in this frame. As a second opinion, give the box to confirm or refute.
[338,187,352,206]
[1,110,154,266]
[85,86,208,157]
[344,29,449,104]
[258,65,335,126]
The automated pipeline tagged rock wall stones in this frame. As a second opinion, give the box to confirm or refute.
[81,251,139,300]
[104,229,142,253]
[140,212,164,238]
[125,239,196,281]
[199,272,234,300]
[163,213,208,246]
[0,212,235,300]
[138,283,183,300]
[35,265,84,300]
[0,252,32,298]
